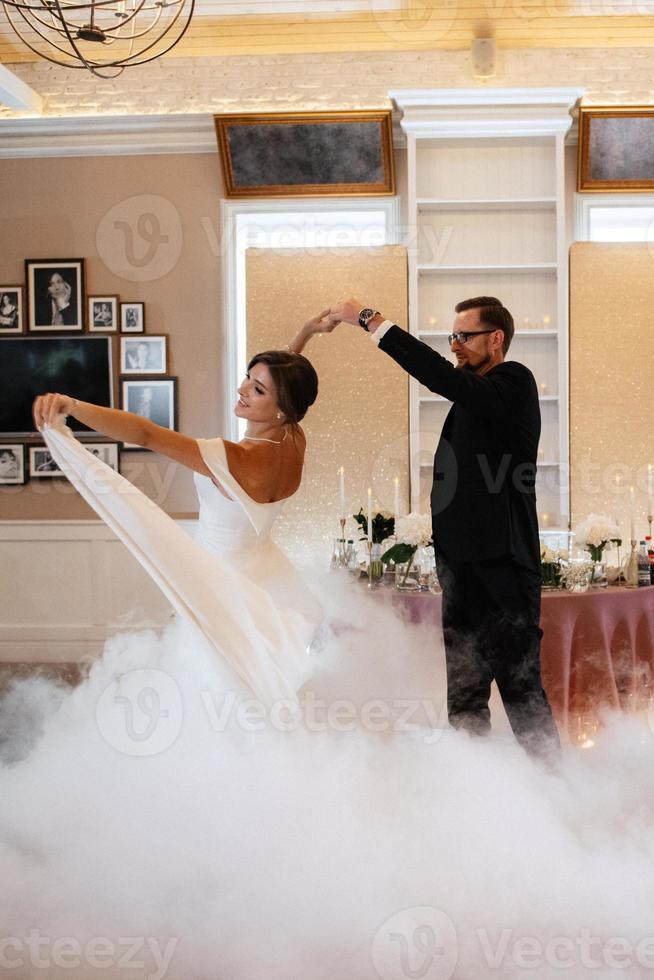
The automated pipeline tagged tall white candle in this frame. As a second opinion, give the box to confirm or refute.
[615,473,622,527]
[648,464,653,518]
[367,487,373,544]
[630,485,636,541]
[394,476,400,524]
[339,466,345,520]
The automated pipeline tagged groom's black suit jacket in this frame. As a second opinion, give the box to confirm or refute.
[378,325,541,571]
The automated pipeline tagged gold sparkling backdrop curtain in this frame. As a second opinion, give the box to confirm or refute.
[246,246,409,559]
[569,242,654,534]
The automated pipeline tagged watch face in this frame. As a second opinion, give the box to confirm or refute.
[359,308,375,326]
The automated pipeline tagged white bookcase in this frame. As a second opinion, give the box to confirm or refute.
[390,88,582,532]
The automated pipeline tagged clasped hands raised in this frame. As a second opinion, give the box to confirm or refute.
[302,299,371,338]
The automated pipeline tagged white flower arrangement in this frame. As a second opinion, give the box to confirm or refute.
[574,514,621,562]
[540,545,569,563]
[394,513,433,549]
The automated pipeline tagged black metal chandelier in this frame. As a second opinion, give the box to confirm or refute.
[1,0,196,76]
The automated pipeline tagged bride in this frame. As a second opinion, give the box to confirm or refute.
[32,310,334,705]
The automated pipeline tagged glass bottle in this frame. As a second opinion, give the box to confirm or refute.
[645,536,654,585]
[638,542,651,587]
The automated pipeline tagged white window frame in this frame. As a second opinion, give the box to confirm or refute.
[575,192,654,241]
[221,197,399,439]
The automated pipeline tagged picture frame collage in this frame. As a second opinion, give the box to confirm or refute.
[0,257,177,486]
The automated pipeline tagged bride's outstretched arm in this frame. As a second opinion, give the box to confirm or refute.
[34,393,150,444]
[32,393,213,477]
[286,309,338,354]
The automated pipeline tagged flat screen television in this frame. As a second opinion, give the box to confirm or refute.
[0,336,114,436]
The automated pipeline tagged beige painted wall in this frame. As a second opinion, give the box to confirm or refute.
[0,152,225,519]
[569,242,654,535]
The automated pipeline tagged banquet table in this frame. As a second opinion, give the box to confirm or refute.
[389,585,654,734]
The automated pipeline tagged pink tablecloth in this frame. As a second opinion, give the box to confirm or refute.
[390,586,654,731]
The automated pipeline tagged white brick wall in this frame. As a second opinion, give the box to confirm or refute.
[1,47,654,119]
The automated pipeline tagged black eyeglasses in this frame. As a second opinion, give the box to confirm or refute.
[447,329,497,345]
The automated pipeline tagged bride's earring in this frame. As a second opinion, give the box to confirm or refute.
[276,412,282,420]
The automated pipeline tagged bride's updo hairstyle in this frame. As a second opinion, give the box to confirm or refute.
[248,350,318,425]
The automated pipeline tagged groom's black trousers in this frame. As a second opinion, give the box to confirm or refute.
[435,550,561,758]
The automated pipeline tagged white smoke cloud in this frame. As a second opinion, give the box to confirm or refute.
[1,573,654,980]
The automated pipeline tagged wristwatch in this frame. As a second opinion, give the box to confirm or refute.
[358,308,379,332]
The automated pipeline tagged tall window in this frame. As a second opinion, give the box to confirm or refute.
[222,199,398,437]
[577,194,654,242]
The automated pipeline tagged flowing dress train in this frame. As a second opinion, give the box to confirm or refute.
[43,420,322,704]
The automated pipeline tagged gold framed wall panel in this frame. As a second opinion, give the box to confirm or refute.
[215,111,395,198]
[577,106,654,192]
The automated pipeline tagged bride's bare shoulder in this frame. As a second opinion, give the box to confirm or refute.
[223,429,305,502]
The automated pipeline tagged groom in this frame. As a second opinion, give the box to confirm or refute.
[329,297,561,761]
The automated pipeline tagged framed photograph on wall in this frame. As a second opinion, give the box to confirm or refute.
[120,302,145,333]
[26,258,85,332]
[85,442,120,471]
[120,335,167,375]
[29,445,65,478]
[120,377,177,449]
[214,110,396,198]
[88,296,119,333]
[0,286,24,334]
[578,106,654,192]
[0,444,26,484]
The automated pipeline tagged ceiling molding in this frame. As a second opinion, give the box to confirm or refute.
[390,87,585,138]
[0,108,408,157]
[0,112,218,158]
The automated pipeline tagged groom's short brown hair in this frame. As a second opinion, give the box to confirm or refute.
[455,296,515,354]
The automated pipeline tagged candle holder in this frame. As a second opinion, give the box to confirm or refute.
[339,518,347,564]
[615,540,623,584]
[624,539,639,589]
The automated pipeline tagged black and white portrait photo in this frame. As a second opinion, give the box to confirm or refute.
[86,443,120,471]
[121,335,167,375]
[88,296,119,333]
[120,302,145,334]
[0,287,23,334]
[0,444,26,484]
[26,259,85,332]
[121,378,177,447]
[29,446,65,478]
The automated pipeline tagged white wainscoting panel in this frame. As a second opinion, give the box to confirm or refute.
[0,520,196,663]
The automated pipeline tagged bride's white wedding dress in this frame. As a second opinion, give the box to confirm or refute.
[43,420,322,704]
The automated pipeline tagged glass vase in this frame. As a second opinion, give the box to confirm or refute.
[565,559,593,593]
[589,559,608,588]
[367,541,384,586]
[395,553,420,592]
[541,561,561,591]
